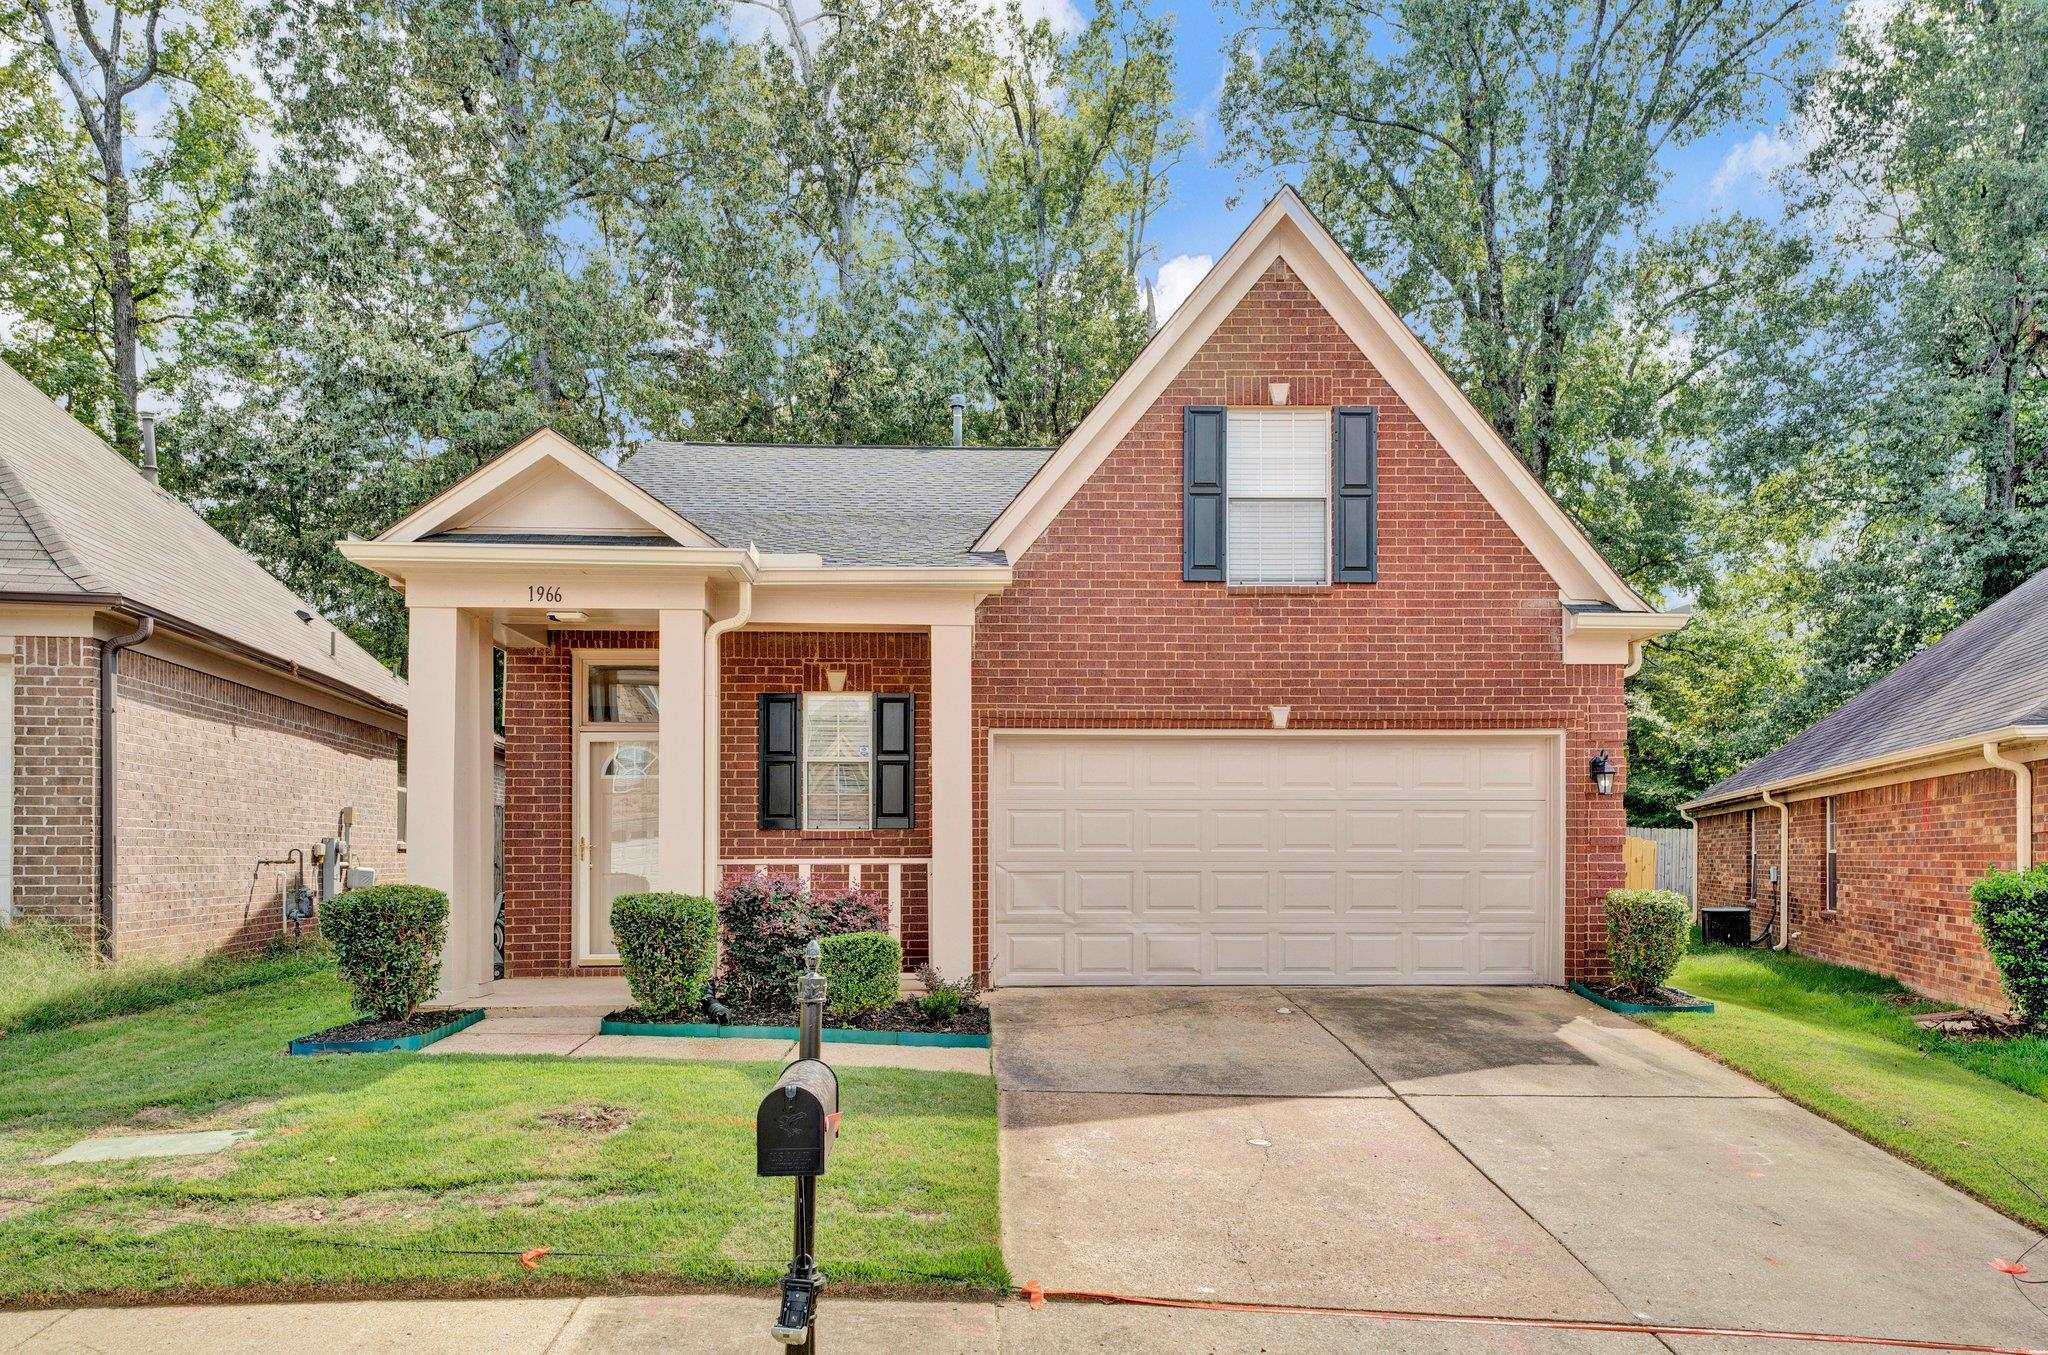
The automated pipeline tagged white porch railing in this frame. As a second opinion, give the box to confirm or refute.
[721,858,930,938]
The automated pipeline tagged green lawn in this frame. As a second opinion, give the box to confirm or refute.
[0,962,1004,1306]
[1646,945,2048,1231]
[0,922,334,1036]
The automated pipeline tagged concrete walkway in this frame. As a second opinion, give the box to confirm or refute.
[989,985,2048,1354]
[420,1015,992,1075]
[0,1293,1693,1352]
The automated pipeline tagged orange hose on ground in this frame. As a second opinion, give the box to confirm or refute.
[1016,1282,2048,1354]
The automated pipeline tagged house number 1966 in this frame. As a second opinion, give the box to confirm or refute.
[529,584,563,603]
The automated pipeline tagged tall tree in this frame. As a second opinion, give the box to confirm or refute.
[175,0,752,664]
[913,0,1187,443]
[1220,0,1813,488]
[3,0,257,453]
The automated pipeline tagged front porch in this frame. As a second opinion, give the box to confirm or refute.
[407,601,980,1002]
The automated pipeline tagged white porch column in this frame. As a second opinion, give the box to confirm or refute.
[928,622,974,979]
[658,607,708,894]
[407,607,493,1000]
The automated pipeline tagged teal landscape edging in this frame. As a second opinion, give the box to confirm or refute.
[289,1007,485,1056]
[1570,981,1714,1015]
[598,1016,990,1049]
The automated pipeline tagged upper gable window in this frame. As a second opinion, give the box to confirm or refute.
[1226,409,1330,586]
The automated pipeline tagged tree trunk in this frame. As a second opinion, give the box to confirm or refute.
[103,116,139,458]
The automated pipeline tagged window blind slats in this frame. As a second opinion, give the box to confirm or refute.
[1226,409,1330,585]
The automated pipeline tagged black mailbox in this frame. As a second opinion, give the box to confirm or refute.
[757,1058,839,1177]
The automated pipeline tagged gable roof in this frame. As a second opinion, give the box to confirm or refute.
[378,428,720,547]
[977,188,1652,612]
[615,443,1053,567]
[0,360,406,712]
[1688,568,2048,809]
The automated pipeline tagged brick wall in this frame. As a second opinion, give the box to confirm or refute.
[11,636,100,937]
[502,628,935,975]
[970,258,1630,983]
[112,648,402,960]
[8,637,401,960]
[1697,808,1764,939]
[1696,763,2026,1010]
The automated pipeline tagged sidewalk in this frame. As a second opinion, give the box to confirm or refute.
[422,1016,992,1074]
[0,1293,1674,1352]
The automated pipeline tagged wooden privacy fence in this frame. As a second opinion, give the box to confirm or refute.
[1623,837,1657,890]
[1625,826,1696,901]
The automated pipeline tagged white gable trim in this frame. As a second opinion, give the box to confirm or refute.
[377,428,718,547]
[976,189,1651,613]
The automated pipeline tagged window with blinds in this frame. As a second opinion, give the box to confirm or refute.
[1226,408,1329,585]
[803,692,873,829]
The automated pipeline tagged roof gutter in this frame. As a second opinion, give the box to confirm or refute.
[1682,724,2048,816]
[1982,740,2033,871]
[97,614,153,959]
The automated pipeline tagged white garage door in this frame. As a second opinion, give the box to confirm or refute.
[990,733,1560,985]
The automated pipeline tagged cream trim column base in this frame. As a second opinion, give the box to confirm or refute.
[408,607,493,1000]
[659,607,708,895]
[928,623,974,979]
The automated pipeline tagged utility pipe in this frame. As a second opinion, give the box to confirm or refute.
[1982,740,2032,871]
[97,614,154,958]
[1758,786,1789,949]
[702,580,753,895]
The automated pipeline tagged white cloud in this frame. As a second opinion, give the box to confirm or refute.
[1708,123,1813,203]
[1151,253,1211,322]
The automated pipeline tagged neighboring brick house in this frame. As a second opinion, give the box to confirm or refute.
[1686,568,2048,1012]
[342,189,1682,1001]
[0,359,407,961]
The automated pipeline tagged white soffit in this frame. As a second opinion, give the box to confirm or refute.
[977,189,1652,614]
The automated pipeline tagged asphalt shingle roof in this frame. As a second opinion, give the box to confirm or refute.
[617,442,1055,567]
[0,360,406,711]
[1692,567,2048,806]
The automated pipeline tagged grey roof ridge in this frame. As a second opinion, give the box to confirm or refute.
[639,439,1058,454]
[0,449,107,594]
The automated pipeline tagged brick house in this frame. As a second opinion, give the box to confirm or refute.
[1686,569,2048,1013]
[342,190,1682,1000]
[0,359,407,960]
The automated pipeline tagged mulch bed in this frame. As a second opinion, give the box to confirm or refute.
[607,998,990,1036]
[298,1009,480,1044]
[1911,1009,2036,1040]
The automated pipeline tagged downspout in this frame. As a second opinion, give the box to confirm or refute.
[1677,805,1698,923]
[1623,637,1648,679]
[702,581,753,896]
[97,614,154,958]
[1758,786,1789,950]
[1983,740,2032,871]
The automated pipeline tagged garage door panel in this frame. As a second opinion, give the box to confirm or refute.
[990,735,1559,985]
[1209,931,1271,978]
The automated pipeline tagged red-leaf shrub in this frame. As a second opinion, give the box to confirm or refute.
[716,872,888,1007]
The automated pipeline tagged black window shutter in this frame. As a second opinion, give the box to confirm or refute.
[1334,407,1379,582]
[758,692,800,830]
[1183,405,1227,581]
[872,694,915,829]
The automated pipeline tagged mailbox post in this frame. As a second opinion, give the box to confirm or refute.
[757,939,837,1351]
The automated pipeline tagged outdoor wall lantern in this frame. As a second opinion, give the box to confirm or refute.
[1589,749,1618,796]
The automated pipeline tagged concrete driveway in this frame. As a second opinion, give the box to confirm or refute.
[989,986,2048,1353]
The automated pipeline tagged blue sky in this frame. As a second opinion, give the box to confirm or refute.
[1132,0,1825,316]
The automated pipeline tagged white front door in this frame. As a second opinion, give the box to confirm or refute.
[580,736,660,963]
[989,732,1562,986]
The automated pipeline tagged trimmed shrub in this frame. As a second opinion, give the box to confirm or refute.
[913,962,979,1024]
[717,873,889,1007]
[612,893,719,1020]
[820,931,902,1019]
[1604,889,1689,998]
[322,885,448,1020]
[1971,867,2048,1026]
